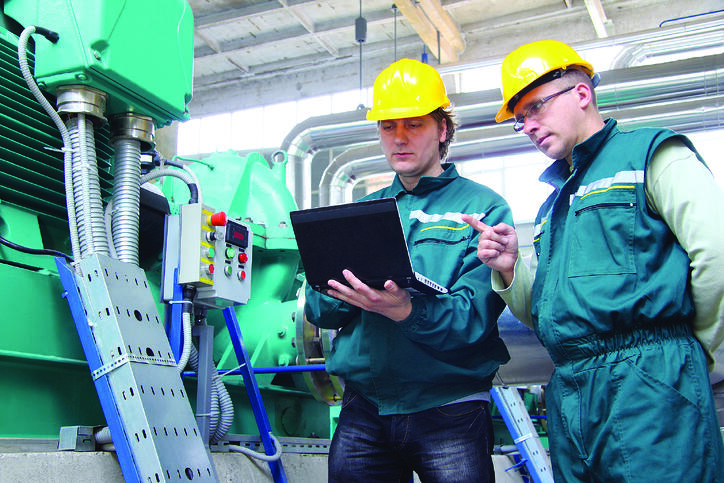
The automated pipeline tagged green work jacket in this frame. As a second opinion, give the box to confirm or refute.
[531,119,699,362]
[305,163,512,414]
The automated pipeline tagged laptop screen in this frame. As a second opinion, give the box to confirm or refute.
[290,198,416,291]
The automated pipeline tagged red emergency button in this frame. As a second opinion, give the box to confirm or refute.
[208,211,227,227]
[238,252,248,263]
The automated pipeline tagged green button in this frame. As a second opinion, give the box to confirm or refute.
[225,247,235,259]
[224,265,233,276]
[207,247,215,258]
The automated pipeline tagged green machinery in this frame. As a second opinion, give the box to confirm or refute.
[0,1,342,480]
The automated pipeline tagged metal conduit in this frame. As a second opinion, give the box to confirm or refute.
[67,115,110,257]
[112,139,142,265]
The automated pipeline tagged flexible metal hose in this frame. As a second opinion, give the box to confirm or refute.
[187,344,234,444]
[112,139,141,265]
[67,115,110,257]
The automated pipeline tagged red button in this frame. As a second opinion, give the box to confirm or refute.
[208,264,215,274]
[239,270,246,280]
[238,253,248,263]
[208,212,227,227]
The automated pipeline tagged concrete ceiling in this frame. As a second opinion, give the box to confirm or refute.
[187,0,724,117]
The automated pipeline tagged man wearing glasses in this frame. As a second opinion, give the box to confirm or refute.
[463,40,724,482]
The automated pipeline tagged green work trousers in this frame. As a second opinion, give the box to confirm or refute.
[545,325,724,482]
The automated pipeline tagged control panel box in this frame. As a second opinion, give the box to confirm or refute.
[177,203,252,307]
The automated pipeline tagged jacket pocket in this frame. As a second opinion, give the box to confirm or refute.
[568,190,636,277]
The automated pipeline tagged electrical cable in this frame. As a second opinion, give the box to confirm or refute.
[0,234,73,263]
[141,167,200,205]
[18,26,82,266]
[177,311,193,373]
[170,155,205,206]
[227,433,283,462]
[151,151,200,202]
[103,166,199,257]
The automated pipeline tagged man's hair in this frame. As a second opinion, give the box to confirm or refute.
[430,106,456,160]
[560,68,597,105]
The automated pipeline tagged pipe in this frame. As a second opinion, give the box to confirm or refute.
[659,9,724,28]
[280,110,377,209]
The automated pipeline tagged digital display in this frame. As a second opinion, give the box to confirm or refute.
[225,221,249,248]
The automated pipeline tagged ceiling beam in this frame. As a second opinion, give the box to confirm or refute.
[194,29,250,73]
[194,6,396,59]
[418,0,465,52]
[583,0,612,38]
[194,0,317,29]
[192,2,585,82]
[277,0,339,57]
[393,0,461,63]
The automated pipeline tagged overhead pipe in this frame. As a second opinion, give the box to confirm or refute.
[281,110,376,208]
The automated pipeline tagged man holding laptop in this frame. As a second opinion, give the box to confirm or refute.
[304,58,514,483]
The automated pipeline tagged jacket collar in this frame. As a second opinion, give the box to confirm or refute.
[386,163,458,197]
[539,118,618,189]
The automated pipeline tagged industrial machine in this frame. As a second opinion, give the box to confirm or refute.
[0,1,347,481]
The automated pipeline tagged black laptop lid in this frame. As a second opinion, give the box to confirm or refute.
[290,198,416,292]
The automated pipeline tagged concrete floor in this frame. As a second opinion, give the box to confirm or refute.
[0,449,527,482]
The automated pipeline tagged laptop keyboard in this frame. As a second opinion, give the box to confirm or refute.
[414,272,448,294]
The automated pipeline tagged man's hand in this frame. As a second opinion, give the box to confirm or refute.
[462,215,518,287]
[326,269,412,322]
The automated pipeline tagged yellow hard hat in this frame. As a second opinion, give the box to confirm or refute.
[367,58,451,121]
[495,40,595,122]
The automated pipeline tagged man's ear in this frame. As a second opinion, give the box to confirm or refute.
[439,117,447,142]
[575,83,594,110]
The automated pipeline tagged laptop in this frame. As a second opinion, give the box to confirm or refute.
[290,197,448,296]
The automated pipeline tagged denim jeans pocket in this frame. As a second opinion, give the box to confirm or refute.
[435,400,487,417]
[340,387,359,409]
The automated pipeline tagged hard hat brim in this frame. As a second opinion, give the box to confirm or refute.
[366,100,451,121]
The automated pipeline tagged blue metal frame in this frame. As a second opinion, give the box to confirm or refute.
[182,364,327,378]
[491,387,552,483]
[223,306,288,483]
[56,258,141,482]
[165,269,185,362]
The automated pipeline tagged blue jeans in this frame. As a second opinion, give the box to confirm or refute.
[328,389,495,483]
